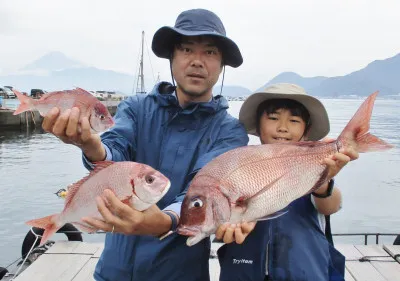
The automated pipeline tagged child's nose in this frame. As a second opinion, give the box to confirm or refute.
[277,121,288,132]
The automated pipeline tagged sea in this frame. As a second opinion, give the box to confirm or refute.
[0,97,399,267]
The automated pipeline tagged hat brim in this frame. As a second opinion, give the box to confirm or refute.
[239,92,330,141]
[152,26,243,68]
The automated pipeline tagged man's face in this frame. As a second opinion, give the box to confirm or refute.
[171,36,223,99]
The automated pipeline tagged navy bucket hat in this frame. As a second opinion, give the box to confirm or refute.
[152,9,243,68]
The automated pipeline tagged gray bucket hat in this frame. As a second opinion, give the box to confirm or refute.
[152,9,243,68]
[239,83,330,141]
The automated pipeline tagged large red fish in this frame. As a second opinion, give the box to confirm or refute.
[177,92,393,246]
[27,161,171,245]
[12,88,114,133]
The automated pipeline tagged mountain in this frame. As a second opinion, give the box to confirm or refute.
[259,53,400,97]
[258,72,328,92]
[0,52,253,96]
[2,51,399,97]
[22,51,85,72]
[0,52,138,94]
[1,67,135,94]
[214,85,251,97]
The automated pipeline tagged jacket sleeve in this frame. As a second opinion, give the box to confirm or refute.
[164,119,249,215]
[82,96,139,170]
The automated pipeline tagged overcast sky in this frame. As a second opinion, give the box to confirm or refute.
[1,0,399,91]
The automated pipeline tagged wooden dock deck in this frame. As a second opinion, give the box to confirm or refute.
[11,241,400,281]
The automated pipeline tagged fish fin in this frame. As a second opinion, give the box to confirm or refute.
[64,161,115,208]
[309,166,330,193]
[229,175,287,220]
[13,90,34,115]
[73,222,97,234]
[75,87,92,95]
[26,214,60,246]
[256,209,289,221]
[245,173,286,202]
[338,91,393,152]
[91,161,116,171]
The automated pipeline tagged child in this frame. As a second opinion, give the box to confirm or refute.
[216,83,358,281]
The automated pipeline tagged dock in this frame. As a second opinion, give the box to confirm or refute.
[0,101,120,129]
[9,241,400,281]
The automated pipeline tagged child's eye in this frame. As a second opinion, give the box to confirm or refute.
[268,116,278,121]
[290,119,300,123]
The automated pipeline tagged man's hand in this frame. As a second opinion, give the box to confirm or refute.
[215,221,256,244]
[81,189,172,236]
[323,148,359,180]
[42,107,105,162]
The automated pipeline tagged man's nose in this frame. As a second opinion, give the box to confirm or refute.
[190,52,204,68]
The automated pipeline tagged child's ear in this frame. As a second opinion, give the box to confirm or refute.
[301,130,310,141]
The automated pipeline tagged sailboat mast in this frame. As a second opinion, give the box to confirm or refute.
[140,31,145,93]
[135,31,146,94]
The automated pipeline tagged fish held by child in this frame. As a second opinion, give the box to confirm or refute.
[26,161,171,246]
[177,91,393,246]
[12,88,114,133]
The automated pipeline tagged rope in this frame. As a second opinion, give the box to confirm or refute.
[4,257,21,270]
[219,66,225,96]
[144,35,156,83]
[9,228,41,280]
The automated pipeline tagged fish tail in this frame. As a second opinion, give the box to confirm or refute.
[13,89,34,115]
[26,214,60,246]
[337,91,393,152]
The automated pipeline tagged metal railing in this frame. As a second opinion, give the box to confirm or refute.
[333,233,400,245]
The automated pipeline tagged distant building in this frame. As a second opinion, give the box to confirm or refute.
[94,90,125,101]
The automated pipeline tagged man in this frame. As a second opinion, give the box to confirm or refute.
[42,8,249,281]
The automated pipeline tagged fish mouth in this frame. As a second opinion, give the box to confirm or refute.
[107,118,115,127]
[176,225,201,237]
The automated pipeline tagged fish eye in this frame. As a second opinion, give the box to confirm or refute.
[145,175,155,184]
[99,115,105,120]
[189,198,203,208]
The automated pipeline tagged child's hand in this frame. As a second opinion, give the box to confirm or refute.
[323,148,359,179]
[215,221,256,244]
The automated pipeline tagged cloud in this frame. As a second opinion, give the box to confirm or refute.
[1,0,400,90]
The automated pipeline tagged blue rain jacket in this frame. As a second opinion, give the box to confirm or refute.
[218,195,345,281]
[85,82,249,281]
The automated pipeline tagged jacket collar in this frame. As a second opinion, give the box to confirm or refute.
[149,82,229,114]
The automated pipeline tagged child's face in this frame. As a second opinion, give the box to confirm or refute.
[259,108,307,144]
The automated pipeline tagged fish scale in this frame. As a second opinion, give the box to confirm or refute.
[26,161,171,246]
[177,92,394,246]
[12,87,114,133]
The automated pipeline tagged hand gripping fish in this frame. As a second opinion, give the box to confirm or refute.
[177,92,393,246]
[12,87,114,133]
[26,161,171,245]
